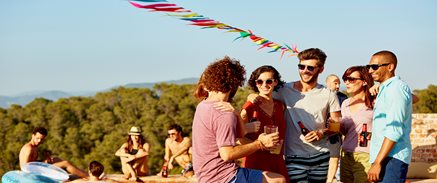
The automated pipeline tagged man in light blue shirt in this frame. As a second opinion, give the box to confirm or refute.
[366,50,412,183]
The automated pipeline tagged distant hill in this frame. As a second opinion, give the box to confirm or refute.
[123,77,198,88]
[0,78,199,109]
[0,91,72,108]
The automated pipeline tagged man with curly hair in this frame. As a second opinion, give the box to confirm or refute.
[192,56,286,183]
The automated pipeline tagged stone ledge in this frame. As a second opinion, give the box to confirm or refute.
[106,174,197,183]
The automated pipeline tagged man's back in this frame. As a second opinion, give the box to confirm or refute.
[19,142,39,169]
[192,100,238,183]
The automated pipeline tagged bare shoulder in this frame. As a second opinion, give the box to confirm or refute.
[20,143,31,150]
[143,142,150,148]
[182,137,191,141]
[19,143,32,154]
[165,138,172,145]
[142,142,150,152]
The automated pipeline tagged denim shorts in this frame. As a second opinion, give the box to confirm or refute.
[228,167,263,183]
[379,157,409,183]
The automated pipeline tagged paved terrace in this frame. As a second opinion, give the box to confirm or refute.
[105,174,436,183]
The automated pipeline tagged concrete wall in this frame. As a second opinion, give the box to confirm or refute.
[408,113,437,178]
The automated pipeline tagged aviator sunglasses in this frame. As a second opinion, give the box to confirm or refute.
[343,76,362,83]
[298,64,317,72]
[366,63,390,70]
[255,79,275,85]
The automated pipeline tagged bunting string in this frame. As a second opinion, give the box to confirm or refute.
[129,0,299,59]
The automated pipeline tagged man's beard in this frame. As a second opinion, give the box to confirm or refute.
[300,72,319,85]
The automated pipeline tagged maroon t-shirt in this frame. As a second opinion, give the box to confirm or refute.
[192,100,239,183]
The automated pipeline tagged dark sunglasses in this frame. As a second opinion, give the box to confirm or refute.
[366,63,390,70]
[255,79,275,85]
[298,64,317,72]
[343,76,362,83]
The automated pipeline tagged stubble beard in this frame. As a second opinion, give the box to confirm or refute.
[300,72,319,85]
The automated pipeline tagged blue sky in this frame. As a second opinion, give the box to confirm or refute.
[1,0,436,96]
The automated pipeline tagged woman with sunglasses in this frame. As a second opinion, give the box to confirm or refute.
[339,66,375,183]
[115,126,150,181]
[239,65,289,182]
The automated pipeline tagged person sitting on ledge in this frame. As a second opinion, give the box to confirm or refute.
[158,124,194,177]
[115,126,150,181]
[19,127,88,179]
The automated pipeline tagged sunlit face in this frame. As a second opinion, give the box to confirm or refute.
[368,56,390,83]
[298,59,322,84]
[326,76,340,92]
[31,132,46,146]
[255,72,277,96]
[344,71,365,95]
[167,129,180,141]
[130,134,139,142]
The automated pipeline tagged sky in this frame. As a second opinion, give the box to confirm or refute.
[1,0,436,96]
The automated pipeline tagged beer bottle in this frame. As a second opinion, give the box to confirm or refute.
[162,166,168,178]
[250,111,258,122]
[359,123,368,147]
[297,121,310,136]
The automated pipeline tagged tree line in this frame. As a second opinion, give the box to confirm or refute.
[0,83,250,176]
[0,83,435,175]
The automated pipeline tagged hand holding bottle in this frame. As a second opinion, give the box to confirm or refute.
[245,122,261,133]
[245,111,261,133]
[298,121,324,142]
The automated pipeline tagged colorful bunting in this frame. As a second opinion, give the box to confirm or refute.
[129,0,299,59]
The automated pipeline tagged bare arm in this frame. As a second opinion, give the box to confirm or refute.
[219,132,279,161]
[164,138,171,162]
[367,138,396,182]
[236,108,261,145]
[114,143,131,158]
[168,138,191,165]
[240,109,261,135]
[304,111,342,143]
[170,138,191,158]
[326,157,339,183]
[330,111,342,124]
[235,112,246,139]
[134,143,150,159]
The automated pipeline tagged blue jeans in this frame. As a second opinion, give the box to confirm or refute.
[228,167,263,183]
[378,157,409,183]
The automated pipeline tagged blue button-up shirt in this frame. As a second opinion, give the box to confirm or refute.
[369,76,412,164]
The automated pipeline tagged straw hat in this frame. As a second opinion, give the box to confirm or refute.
[128,126,141,135]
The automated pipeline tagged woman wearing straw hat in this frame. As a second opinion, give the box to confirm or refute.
[115,126,150,181]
